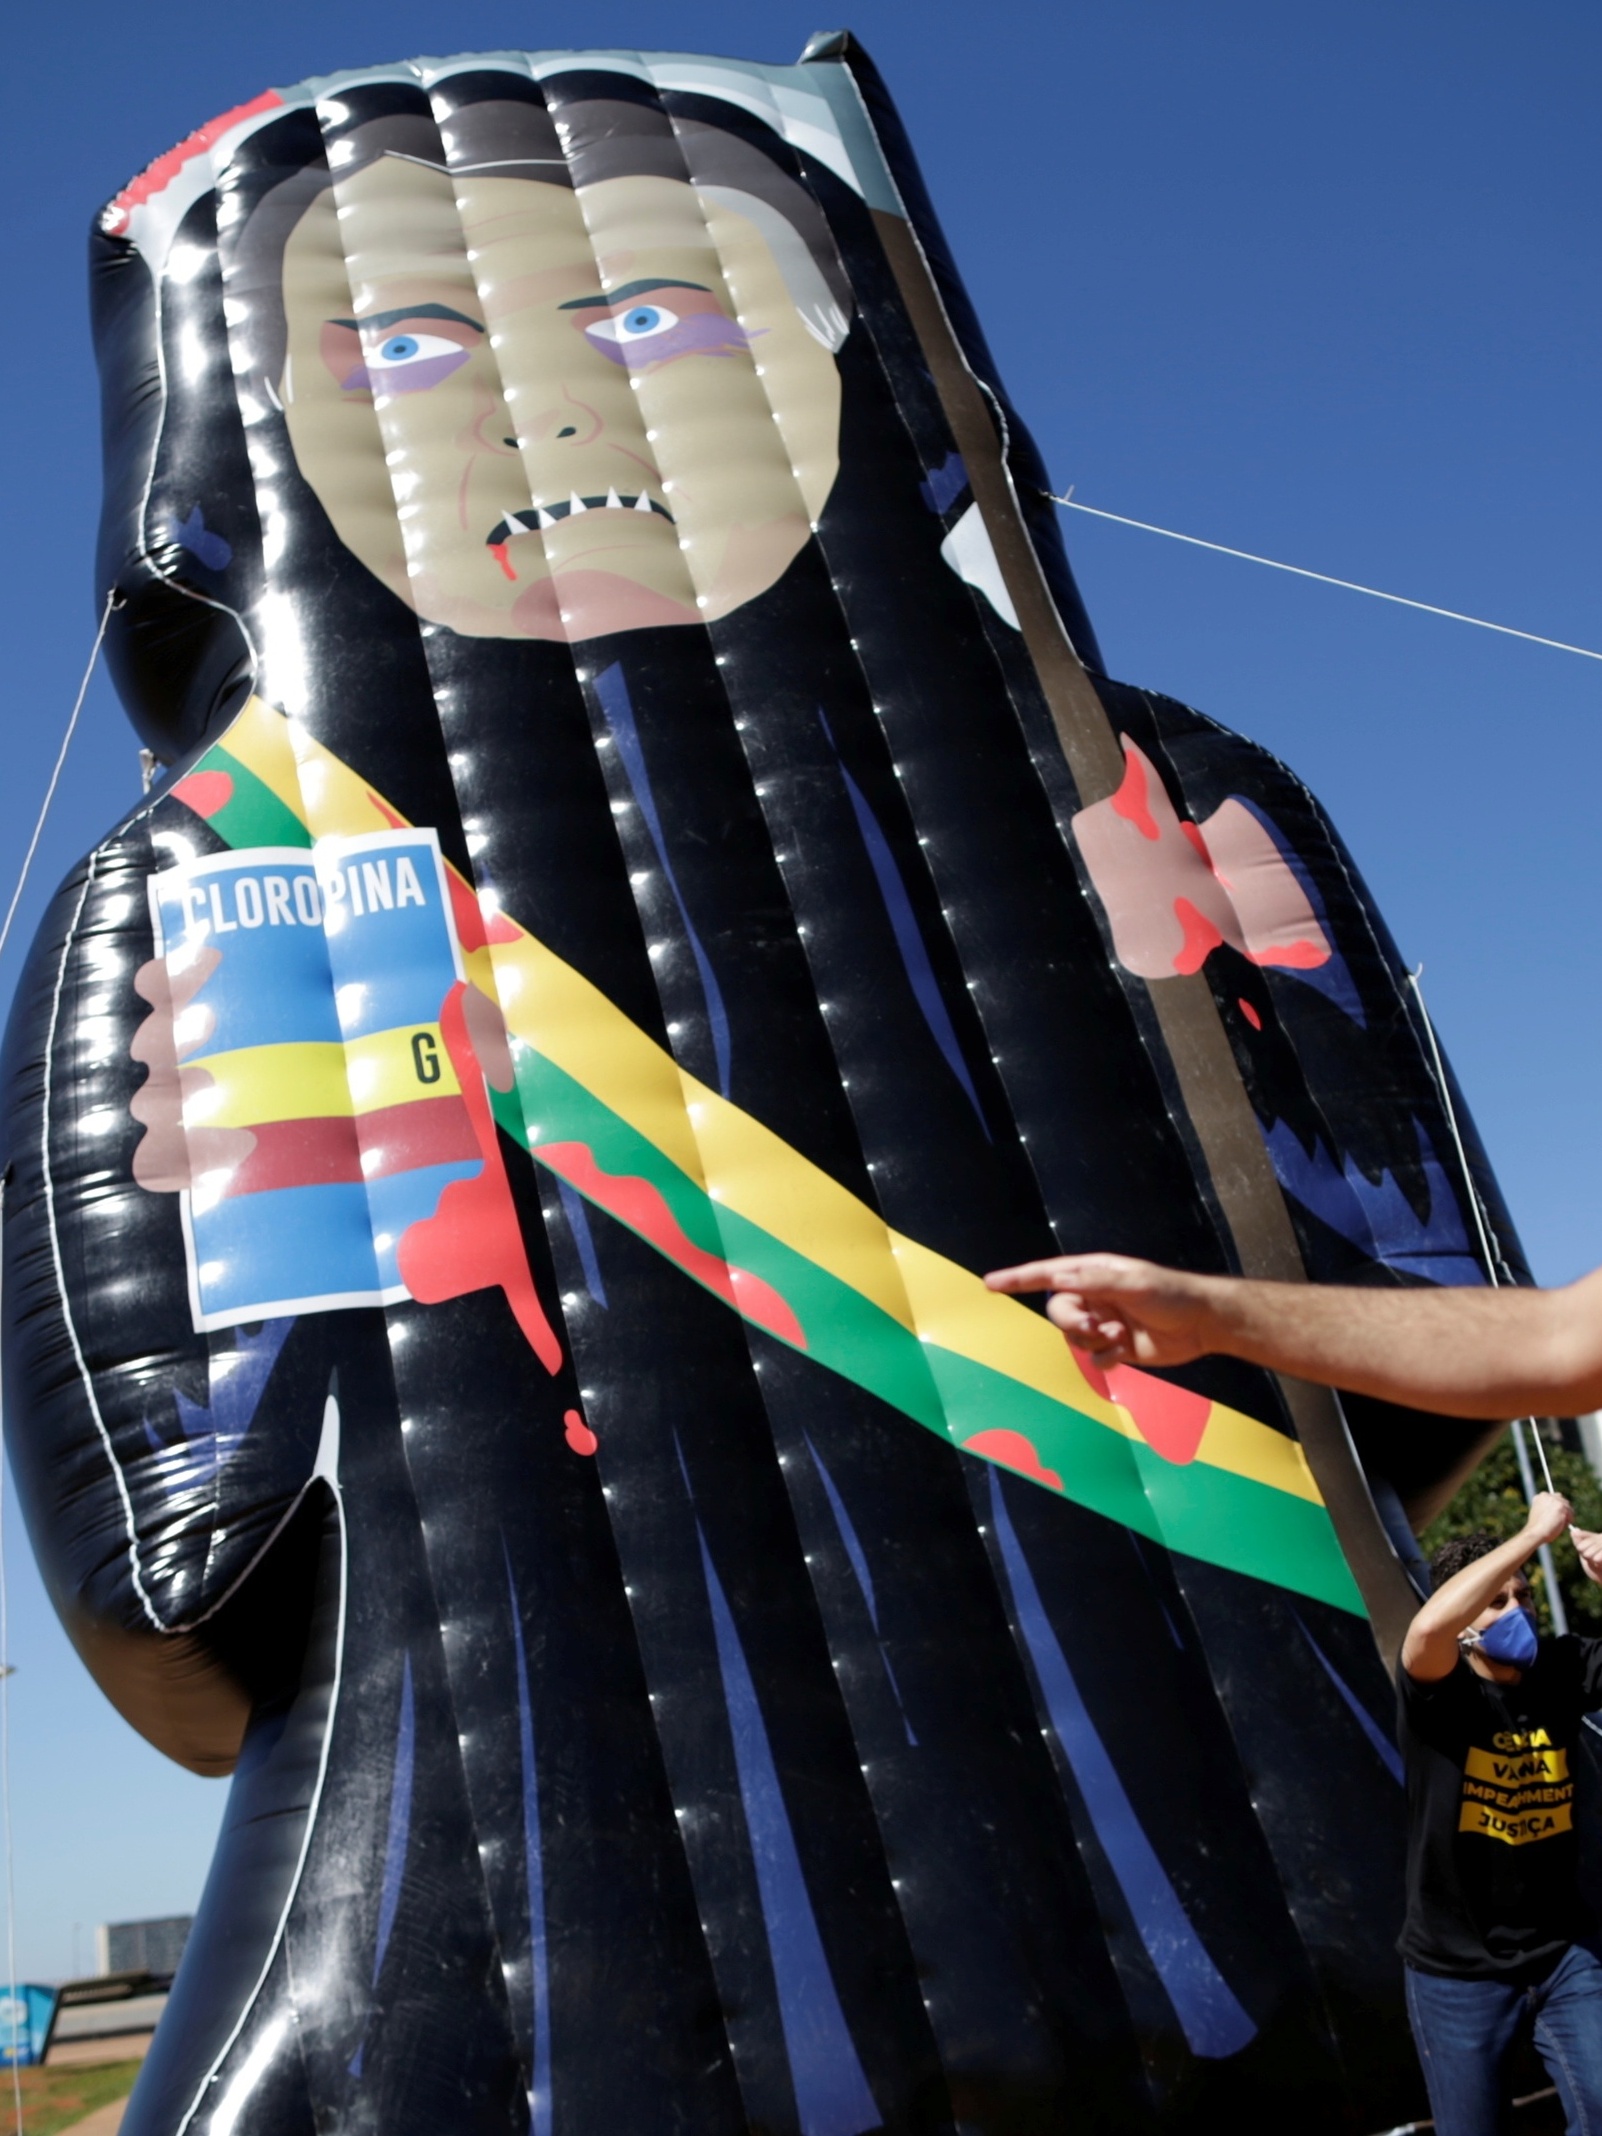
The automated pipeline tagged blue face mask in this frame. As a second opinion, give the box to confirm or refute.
[1475,1606,1539,1669]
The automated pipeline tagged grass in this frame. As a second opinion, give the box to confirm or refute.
[2,2058,142,2135]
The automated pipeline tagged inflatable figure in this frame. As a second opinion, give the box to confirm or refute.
[1,35,1533,2133]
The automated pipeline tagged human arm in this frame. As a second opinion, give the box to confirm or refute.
[981,1253,1602,1422]
[1398,1493,1571,1681]
[1567,1525,1602,1589]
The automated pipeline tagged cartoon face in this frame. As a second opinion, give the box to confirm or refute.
[280,154,843,640]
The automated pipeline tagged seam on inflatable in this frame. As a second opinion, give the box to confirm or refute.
[321,65,576,1324]
[468,70,902,2099]
[550,78,976,1502]
[417,61,569,1171]
[787,79,1088,1262]
[173,1391,346,2136]
[530,73,772,1265]
[293,75,537,2056]
[426,57,561,649]
[640,83,970,2015]
[506,68,803,2081]
[625,77,941,1355]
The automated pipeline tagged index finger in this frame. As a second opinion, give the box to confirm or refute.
[984,1260,1072,1295]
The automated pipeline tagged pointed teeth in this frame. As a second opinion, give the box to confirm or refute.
[568,491,588,516]
[633,490,654,513]
[605,487,622,511]
[536,507,556,529]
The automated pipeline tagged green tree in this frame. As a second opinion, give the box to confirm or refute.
[1419,1427,1602,1633]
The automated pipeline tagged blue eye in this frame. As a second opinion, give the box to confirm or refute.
[368,331,466,369]
[587,304,681,345]
[348,328,476,398]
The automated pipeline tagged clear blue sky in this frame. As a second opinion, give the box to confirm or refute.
[0,0,1595,1982]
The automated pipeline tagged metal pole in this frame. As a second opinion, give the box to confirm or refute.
[1512,1420,1568,1634]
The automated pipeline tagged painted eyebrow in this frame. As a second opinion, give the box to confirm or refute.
[558,279,713,312]
[328,303,485,333]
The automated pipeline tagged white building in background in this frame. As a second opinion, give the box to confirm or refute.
[95,1916,192,1979]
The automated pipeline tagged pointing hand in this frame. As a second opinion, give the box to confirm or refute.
[983,1253,1219,1368]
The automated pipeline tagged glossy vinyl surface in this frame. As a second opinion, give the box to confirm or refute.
[1,33,1530,2134]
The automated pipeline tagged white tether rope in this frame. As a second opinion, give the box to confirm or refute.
[0,589,116,975]
[1047,493,1602,664]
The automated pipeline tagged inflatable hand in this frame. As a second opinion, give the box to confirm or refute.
[130,947,256,1191]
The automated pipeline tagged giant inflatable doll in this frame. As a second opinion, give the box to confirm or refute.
[1,36,1534,2134]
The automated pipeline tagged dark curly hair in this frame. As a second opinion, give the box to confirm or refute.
[1430,1530,1512,1590]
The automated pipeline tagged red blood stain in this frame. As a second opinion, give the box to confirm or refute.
[364,794,520,946]
[1238,998,1263,1031]
[1071,1349,1113,1401]
[563,1409,598,1456]
[444,872,522,949]
[533,1140,807,1351]
[104,90,283,233]
[491,542,517,583]
[1107,1366,1211,1463]
[1071,1348,1211,1464]
[396,980,563,1373]
[1108,739,1160,840]
[962,1428,1063,1493]
[1171,897,1226,975]
[172,770,234,819]
[1249,939,1328,970]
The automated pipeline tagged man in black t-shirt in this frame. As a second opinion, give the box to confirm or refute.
[980,1251,1602,2128]
[1395,1499,1602,2133]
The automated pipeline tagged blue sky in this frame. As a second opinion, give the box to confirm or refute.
[0,0,1596,1981]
